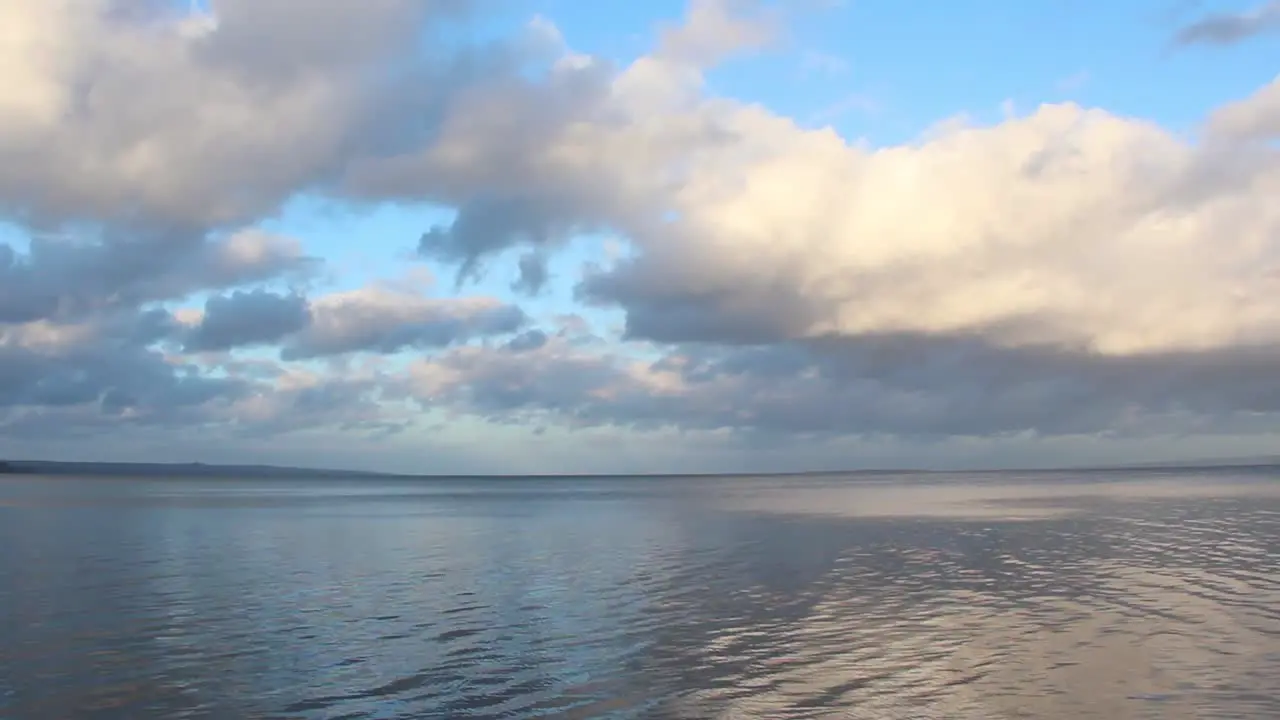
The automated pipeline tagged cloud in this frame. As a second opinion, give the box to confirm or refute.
[0,0,466,230]
[348,8,1277,455]
[1207,75,1280,141]
[219,364,412,437]
[416,195,590,285]
[0,0,524,453]
[0,228,315,325]
[173,285,531,358]
[656,0,778,67]
[504,329,550,353]
[344,7,1280,360]
[0,298,419,444]
[0,324,249,436]
[512,251,551,295]
[4,0,1280,470]
[182,290,312,353]
[281,287,526,359]
[345,7,758,279]
[1174,1,1280,45]
[562,102,1279,357]
[401,332,1280,441]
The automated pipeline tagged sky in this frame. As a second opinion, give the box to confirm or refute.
[1,0,1279,474]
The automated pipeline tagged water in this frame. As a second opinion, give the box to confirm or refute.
[1,471,1279,719]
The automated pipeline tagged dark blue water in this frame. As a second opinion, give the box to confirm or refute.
[2,471,1278,719]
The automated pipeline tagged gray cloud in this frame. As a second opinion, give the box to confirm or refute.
[0,229,315,325]
[406,333,1280,442]
[512,251,551,295]
[0,334,249,433]
[281,288,527,359]
[577,256,823,345]
[1175,1,1280,45]
[1207,76,1280,142]
[220,374,413,439]
[0,302,420,445]
[172,286,532,358]
[504,329,550,353]
[417,195,589,285]
[183,290,312,353]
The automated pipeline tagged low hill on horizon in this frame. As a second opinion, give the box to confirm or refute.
[0,459,392,479]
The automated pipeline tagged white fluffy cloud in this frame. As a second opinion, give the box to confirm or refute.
[587,99,1280,355]
[356,3,1280,357]
[0,0,454,229]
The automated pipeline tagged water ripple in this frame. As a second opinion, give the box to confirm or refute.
[1,472,1278,718]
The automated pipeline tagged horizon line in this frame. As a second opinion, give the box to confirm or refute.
[4,457,1278,479]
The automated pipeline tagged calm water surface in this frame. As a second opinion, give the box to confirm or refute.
[1,471,1279,719]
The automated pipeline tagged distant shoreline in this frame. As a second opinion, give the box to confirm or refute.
[0,459,920,480]
[1,457,1278,480]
